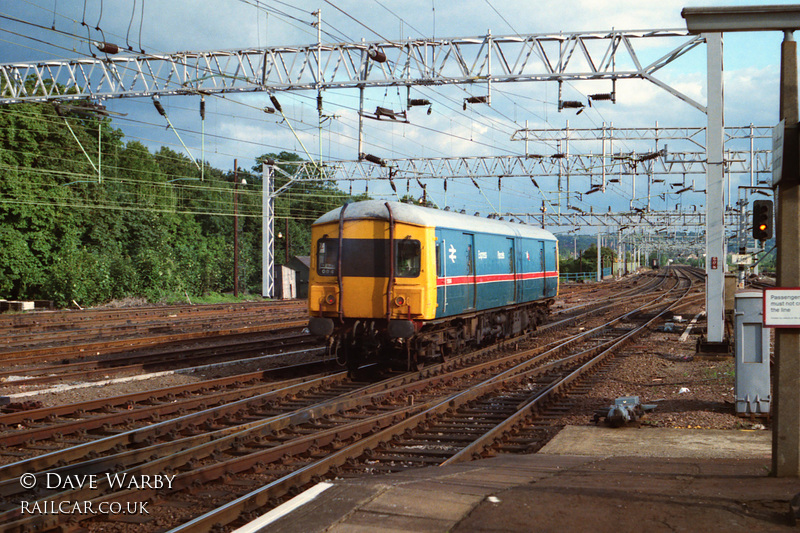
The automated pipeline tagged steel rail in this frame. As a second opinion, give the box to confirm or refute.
[156,272,688,532]
[0,354,333,448]
[0,327,585,496]
[0,301,303,334]
[0,320,308,363]
[0,273,682,531]
[0,360,333,429]
[0,303,305,346]
[442,270,694,464]
[0,282,672,531]
[0,330,320,388]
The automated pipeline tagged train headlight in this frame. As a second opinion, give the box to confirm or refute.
[325,294,336,305]
[393,295,406,307]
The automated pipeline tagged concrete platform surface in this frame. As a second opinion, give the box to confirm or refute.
[245,427,798,533]
[539,425,772,458]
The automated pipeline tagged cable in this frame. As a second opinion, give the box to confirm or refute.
[2,2,683,218]
[0,101,644,211]
[6,4,536,166]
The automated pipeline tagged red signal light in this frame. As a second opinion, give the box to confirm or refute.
[752,200,773,241]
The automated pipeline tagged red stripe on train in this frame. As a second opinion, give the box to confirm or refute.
[436,271,558,286]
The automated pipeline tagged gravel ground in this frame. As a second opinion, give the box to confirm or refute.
[3,350,330,407]
[554,311,767,432]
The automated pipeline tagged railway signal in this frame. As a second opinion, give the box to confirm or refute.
[752,199,773,241]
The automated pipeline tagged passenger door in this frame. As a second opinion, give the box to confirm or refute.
[538,241,547,297]
[544,241,557,296]
[507,238,516,304]
[515,239,525,303]
[464,233,476,310]
[435,229,446,318]
[436,231,476,316]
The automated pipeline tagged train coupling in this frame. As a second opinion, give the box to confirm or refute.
[387,319,415,339]
[594,396,657,428]
[308,317,334,338]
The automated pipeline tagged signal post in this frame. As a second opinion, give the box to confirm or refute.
[683,5,800,477]
[774,28,800,477]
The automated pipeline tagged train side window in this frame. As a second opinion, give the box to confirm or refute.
[467,244,473,275]
[395,239,421,278]
[317,238,338,276]
[436,243,441,277]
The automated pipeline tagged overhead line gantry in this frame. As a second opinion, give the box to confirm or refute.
[1,29,702,107]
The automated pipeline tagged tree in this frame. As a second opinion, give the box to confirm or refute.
[1,92,372,305]
[560,244,616,274]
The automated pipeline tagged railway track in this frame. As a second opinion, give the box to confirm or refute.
[0,327,320,389]
[0,268,696,533]
[0,302,319,391]
[0,359,341,451]
[0,275,667,452]
[0,300,306,357]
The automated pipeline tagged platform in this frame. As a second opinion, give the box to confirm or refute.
[239,426,799,533]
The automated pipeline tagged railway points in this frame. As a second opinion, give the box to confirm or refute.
[0,268,787,532]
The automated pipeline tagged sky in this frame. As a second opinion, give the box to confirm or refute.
[0,0,790,233]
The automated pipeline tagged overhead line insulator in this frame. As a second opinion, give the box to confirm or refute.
[559,100,584,109]
[589,92,615,102]
[360,153,385,166]
[269,95,282,113]
[367,46,387,63]
[463,95,489,110]
[94,41,120,54]
[152,97,167,117]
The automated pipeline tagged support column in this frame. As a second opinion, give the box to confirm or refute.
[233,161,239,297]
[597,231,602,281]
[704,32,726,345]
[262,163,275,298]
[773,30,800,477]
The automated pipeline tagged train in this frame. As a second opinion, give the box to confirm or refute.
[307,200,559,372]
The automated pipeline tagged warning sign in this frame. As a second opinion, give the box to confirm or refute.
[764,288,800,328]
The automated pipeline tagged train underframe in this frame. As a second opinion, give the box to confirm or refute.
[310,300,552,374]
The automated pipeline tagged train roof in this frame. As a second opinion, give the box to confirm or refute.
[313,200,557,241]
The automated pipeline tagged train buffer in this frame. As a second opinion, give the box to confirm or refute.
[594,396,657,427]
